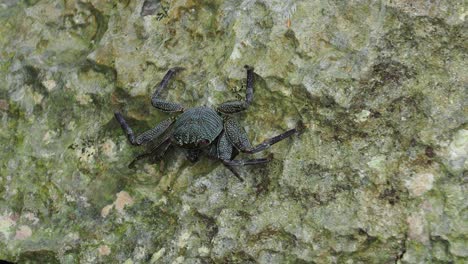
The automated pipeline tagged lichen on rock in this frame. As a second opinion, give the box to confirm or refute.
[0,0,466,263]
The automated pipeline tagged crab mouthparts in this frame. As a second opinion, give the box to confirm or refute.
[198,139,210,146]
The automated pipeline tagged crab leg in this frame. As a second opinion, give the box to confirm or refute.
[114,112,174,146]
[151,67,186,112]
[217,65,254,114]
[222,157,272,166]
[214,131,244,181]
[245,128,297,154]
[223,118,298,154]
[223,163,244,182]
[128,137,172,168]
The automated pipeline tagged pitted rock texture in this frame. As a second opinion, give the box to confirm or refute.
[0,0,466,263]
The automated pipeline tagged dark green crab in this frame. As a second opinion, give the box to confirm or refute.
[115,66,299,181]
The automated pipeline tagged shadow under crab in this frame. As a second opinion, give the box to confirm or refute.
[114,65,301,181]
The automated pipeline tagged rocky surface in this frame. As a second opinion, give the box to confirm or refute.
[0,0,466,263]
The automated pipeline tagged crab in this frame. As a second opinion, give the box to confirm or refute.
[114,65,300,181]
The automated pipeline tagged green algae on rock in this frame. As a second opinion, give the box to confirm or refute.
[0,0,467,263]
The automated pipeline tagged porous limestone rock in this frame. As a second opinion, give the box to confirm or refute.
[0,0,466,263]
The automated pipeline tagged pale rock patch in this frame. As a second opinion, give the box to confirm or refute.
[98,245,111,256]
[405,173,435,197]
[0,215,16,239]
[14,225,32,240]
[42,79,57,91]
[100,139,117,161]
[407,213,428,243]
[101,191,135,217]
[150,248,166,263]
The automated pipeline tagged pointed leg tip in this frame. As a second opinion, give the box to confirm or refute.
[295,120,307,134]
[224,163,244,182]
[171,66,186,72]
[267,153,274,161]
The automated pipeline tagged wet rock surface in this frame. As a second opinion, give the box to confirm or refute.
[0,0,466,263]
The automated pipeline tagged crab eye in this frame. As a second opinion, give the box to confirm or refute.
[198,139,210,146]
